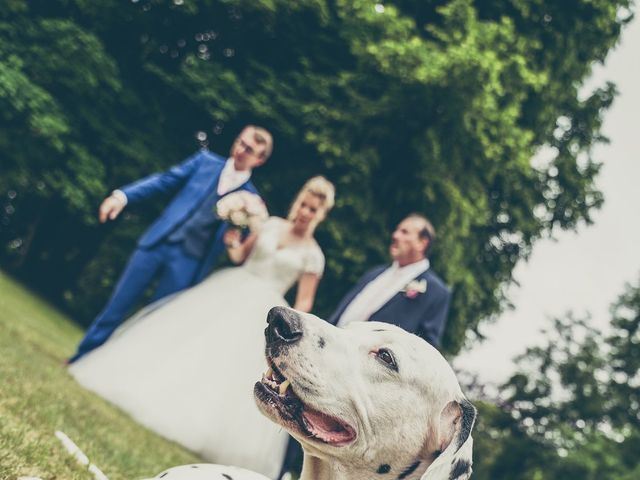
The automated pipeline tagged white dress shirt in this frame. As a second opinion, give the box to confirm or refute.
[111,189,128,206]
[336,258,430,328]
[217,158,251,195]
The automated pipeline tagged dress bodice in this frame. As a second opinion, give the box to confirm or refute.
[242,217,324,295]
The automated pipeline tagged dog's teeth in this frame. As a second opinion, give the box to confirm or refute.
[265,367,273,379]
[279,379,290,396]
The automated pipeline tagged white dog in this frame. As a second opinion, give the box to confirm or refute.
[148,307,476,480]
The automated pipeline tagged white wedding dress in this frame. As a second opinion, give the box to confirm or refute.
[69,217,324,478]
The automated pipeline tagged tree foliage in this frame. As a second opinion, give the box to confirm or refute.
[470,276,640,479]
[0,0,631,353]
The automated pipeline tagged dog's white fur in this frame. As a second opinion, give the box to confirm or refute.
[148,308,475,480]
[147,464,269,480]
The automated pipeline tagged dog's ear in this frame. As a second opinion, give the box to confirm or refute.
[437,399,475,453]
[425,398,476,480]
[438,398,476,454]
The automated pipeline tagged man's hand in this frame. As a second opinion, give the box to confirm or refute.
[223,228,242,248]
[99,194,126,223]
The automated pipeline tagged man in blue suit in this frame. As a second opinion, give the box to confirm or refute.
[68,125,273,363]
[278,213,451,479]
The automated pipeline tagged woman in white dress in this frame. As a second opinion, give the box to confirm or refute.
[69,176,335,478]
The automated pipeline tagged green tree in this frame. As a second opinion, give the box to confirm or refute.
[471,276,640,479]
[0,0,632,353]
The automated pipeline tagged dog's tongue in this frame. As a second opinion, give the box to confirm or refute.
[302,409,355,444]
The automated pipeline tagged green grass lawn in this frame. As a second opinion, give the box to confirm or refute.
[0,270,199,480]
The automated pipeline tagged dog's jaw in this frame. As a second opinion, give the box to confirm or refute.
[254,359,357,447]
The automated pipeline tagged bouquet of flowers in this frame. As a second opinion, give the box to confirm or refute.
[215,191,268,230]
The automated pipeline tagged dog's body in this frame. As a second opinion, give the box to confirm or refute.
[148,308,475,480]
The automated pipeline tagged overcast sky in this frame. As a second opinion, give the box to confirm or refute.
[454,14,640,384]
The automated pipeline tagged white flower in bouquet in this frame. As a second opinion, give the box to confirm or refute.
[216,191,268,230]
[229,209,250,227]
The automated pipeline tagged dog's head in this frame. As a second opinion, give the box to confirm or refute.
[254,307,476,480]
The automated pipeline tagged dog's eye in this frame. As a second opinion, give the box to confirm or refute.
[376,348,398,371]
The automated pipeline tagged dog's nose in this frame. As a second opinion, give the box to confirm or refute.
[266,306,303,347]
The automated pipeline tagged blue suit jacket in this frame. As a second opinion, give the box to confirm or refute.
[120,149,258,283]
[328,265,452,347]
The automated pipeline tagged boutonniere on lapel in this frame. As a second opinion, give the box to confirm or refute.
[402,279,427,299]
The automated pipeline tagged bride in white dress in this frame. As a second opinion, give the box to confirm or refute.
[69,176,335,478]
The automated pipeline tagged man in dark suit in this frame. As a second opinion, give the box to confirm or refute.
[279,213,451,479]
[329,213,451,346]
[68,125,272,363]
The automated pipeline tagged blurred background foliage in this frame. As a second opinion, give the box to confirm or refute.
[0,0,632,354]
[468,275,640,479]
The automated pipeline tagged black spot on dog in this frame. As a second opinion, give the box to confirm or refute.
[190,465,198,468]
[432,449,442,459]
[278,361,287,371]
[222,474,233,480]
[398,460,420,479]
[377,464,391,474]
[158,472,169,478]
[318,337,326,349]
[449,459,471,479]
[373,329,388,332]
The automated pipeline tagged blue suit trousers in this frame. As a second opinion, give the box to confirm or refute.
[69,242,199,362]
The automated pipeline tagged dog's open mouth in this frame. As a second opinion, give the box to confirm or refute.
[254,360,356,446]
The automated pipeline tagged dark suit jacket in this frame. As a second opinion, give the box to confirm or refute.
[120,149,258,283]
[328,264,451,347]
